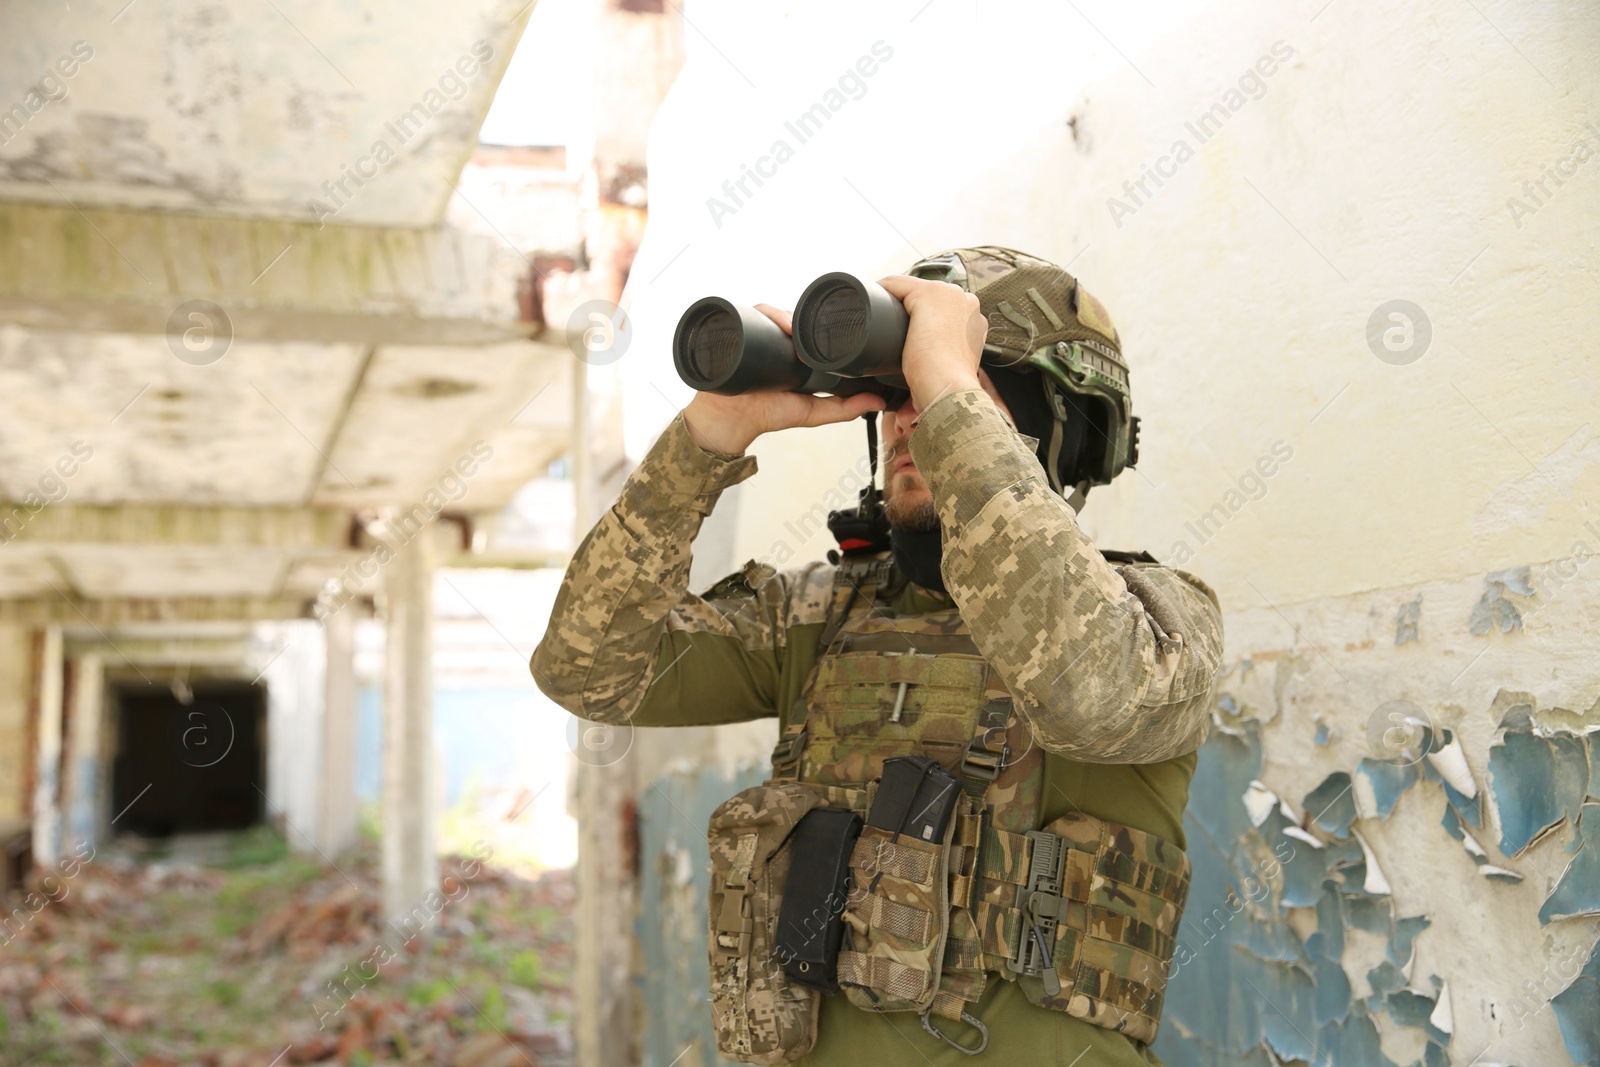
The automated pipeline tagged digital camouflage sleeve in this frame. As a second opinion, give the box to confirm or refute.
[909,387,1222,764]
[529,411,833,727]
[532,390,1222,766]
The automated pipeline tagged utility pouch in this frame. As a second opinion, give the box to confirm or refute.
[707,782,826,1064]
[775,808,863,993]
[1014,812,1192,1044]
[838,756,962,1013]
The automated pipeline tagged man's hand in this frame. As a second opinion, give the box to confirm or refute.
[681,303,887,456]
[876,275,987,414]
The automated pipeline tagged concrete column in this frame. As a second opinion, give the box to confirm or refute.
[569,353,639,1067]
[30,626,64,869]
[381,528,437,923]
[0,624,29,824]
[62,655,103,853]
[260,621,324,855]
[320,609,359,858]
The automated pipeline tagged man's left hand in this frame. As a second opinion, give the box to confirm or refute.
[877,275,988,414]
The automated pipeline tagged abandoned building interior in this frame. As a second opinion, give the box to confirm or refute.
[2,0,1598,1065]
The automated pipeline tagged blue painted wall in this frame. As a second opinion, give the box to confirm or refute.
[635,761,768,1067]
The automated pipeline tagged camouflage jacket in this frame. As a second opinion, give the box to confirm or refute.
[531,387,1223,767]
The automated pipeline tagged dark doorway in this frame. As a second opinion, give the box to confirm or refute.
[110,682,266,837]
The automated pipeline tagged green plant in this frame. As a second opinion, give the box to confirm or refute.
[207,980,242,1007]
[407,978,453,1008]
[223,826,288,868]
[508,950,543,989]
[477,984,508,1032]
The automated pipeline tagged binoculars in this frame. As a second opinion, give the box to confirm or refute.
[673,273,910,399]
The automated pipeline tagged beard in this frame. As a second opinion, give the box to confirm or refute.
[881,442,947,593]
[882,469,940,533]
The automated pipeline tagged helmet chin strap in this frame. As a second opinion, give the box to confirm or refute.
[1066,482,1089,513]
[1040,376,1089,513]
[1045,407,1066,496]
[865,409,879,485]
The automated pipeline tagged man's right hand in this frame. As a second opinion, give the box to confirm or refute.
[681,303,888,456]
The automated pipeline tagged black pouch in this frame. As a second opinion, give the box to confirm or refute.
[776,807,863,994]
[867,755,961,843]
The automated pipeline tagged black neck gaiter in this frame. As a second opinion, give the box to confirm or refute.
[890,524,947,595]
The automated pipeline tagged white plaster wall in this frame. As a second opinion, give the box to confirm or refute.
[616,0,1600,1060]
[625,0,1599,604]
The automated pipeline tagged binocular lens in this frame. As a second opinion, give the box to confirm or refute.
[793,273,908,380]
[807,284,868,363]
[671,274,911,400]
[683,307,742,384]
[673,297,846,396]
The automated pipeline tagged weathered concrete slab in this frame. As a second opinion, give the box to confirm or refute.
[0,324,569,513]
[0,325,366,505]
[0,1,532,227]
[0,203,530,345]
[311,339,568,507]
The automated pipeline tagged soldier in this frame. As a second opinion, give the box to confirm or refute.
[532,247,1223,1065]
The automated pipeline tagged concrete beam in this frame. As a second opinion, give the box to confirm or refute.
[60,636,254,669]
[0,202,532,346]
[444,550,572,570]
[2,505,566,562]
[0,504,357,549]
[0,597,314,626]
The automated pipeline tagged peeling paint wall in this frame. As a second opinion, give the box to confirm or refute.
[1191,566,1600,1065]
[1154,685,1600,1065]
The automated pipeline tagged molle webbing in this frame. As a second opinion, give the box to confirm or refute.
[769,555,892,780]
[820,556,893,652]
[769,556,1191,1045]
[934,810,1190,1043]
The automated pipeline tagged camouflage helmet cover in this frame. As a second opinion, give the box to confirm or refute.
[905,246,1137,488]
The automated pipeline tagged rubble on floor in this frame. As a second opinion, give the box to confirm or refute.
[0,828,574,1067]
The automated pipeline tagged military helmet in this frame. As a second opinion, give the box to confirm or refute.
[905,246,1138,496]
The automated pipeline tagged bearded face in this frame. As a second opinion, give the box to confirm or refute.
[881,440,940,533]
[879,370,1016,534]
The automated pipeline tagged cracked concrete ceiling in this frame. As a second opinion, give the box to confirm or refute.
[1,0,532,225]
[0,0,578,613]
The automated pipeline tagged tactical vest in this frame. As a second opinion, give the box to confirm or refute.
[768,555,1190,1049]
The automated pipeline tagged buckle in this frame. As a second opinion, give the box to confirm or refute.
[770,728,807,768]
[834,557,890,589]
[715,883,752,956]
[1004,830,1065,995]
[960,741,1006,782]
